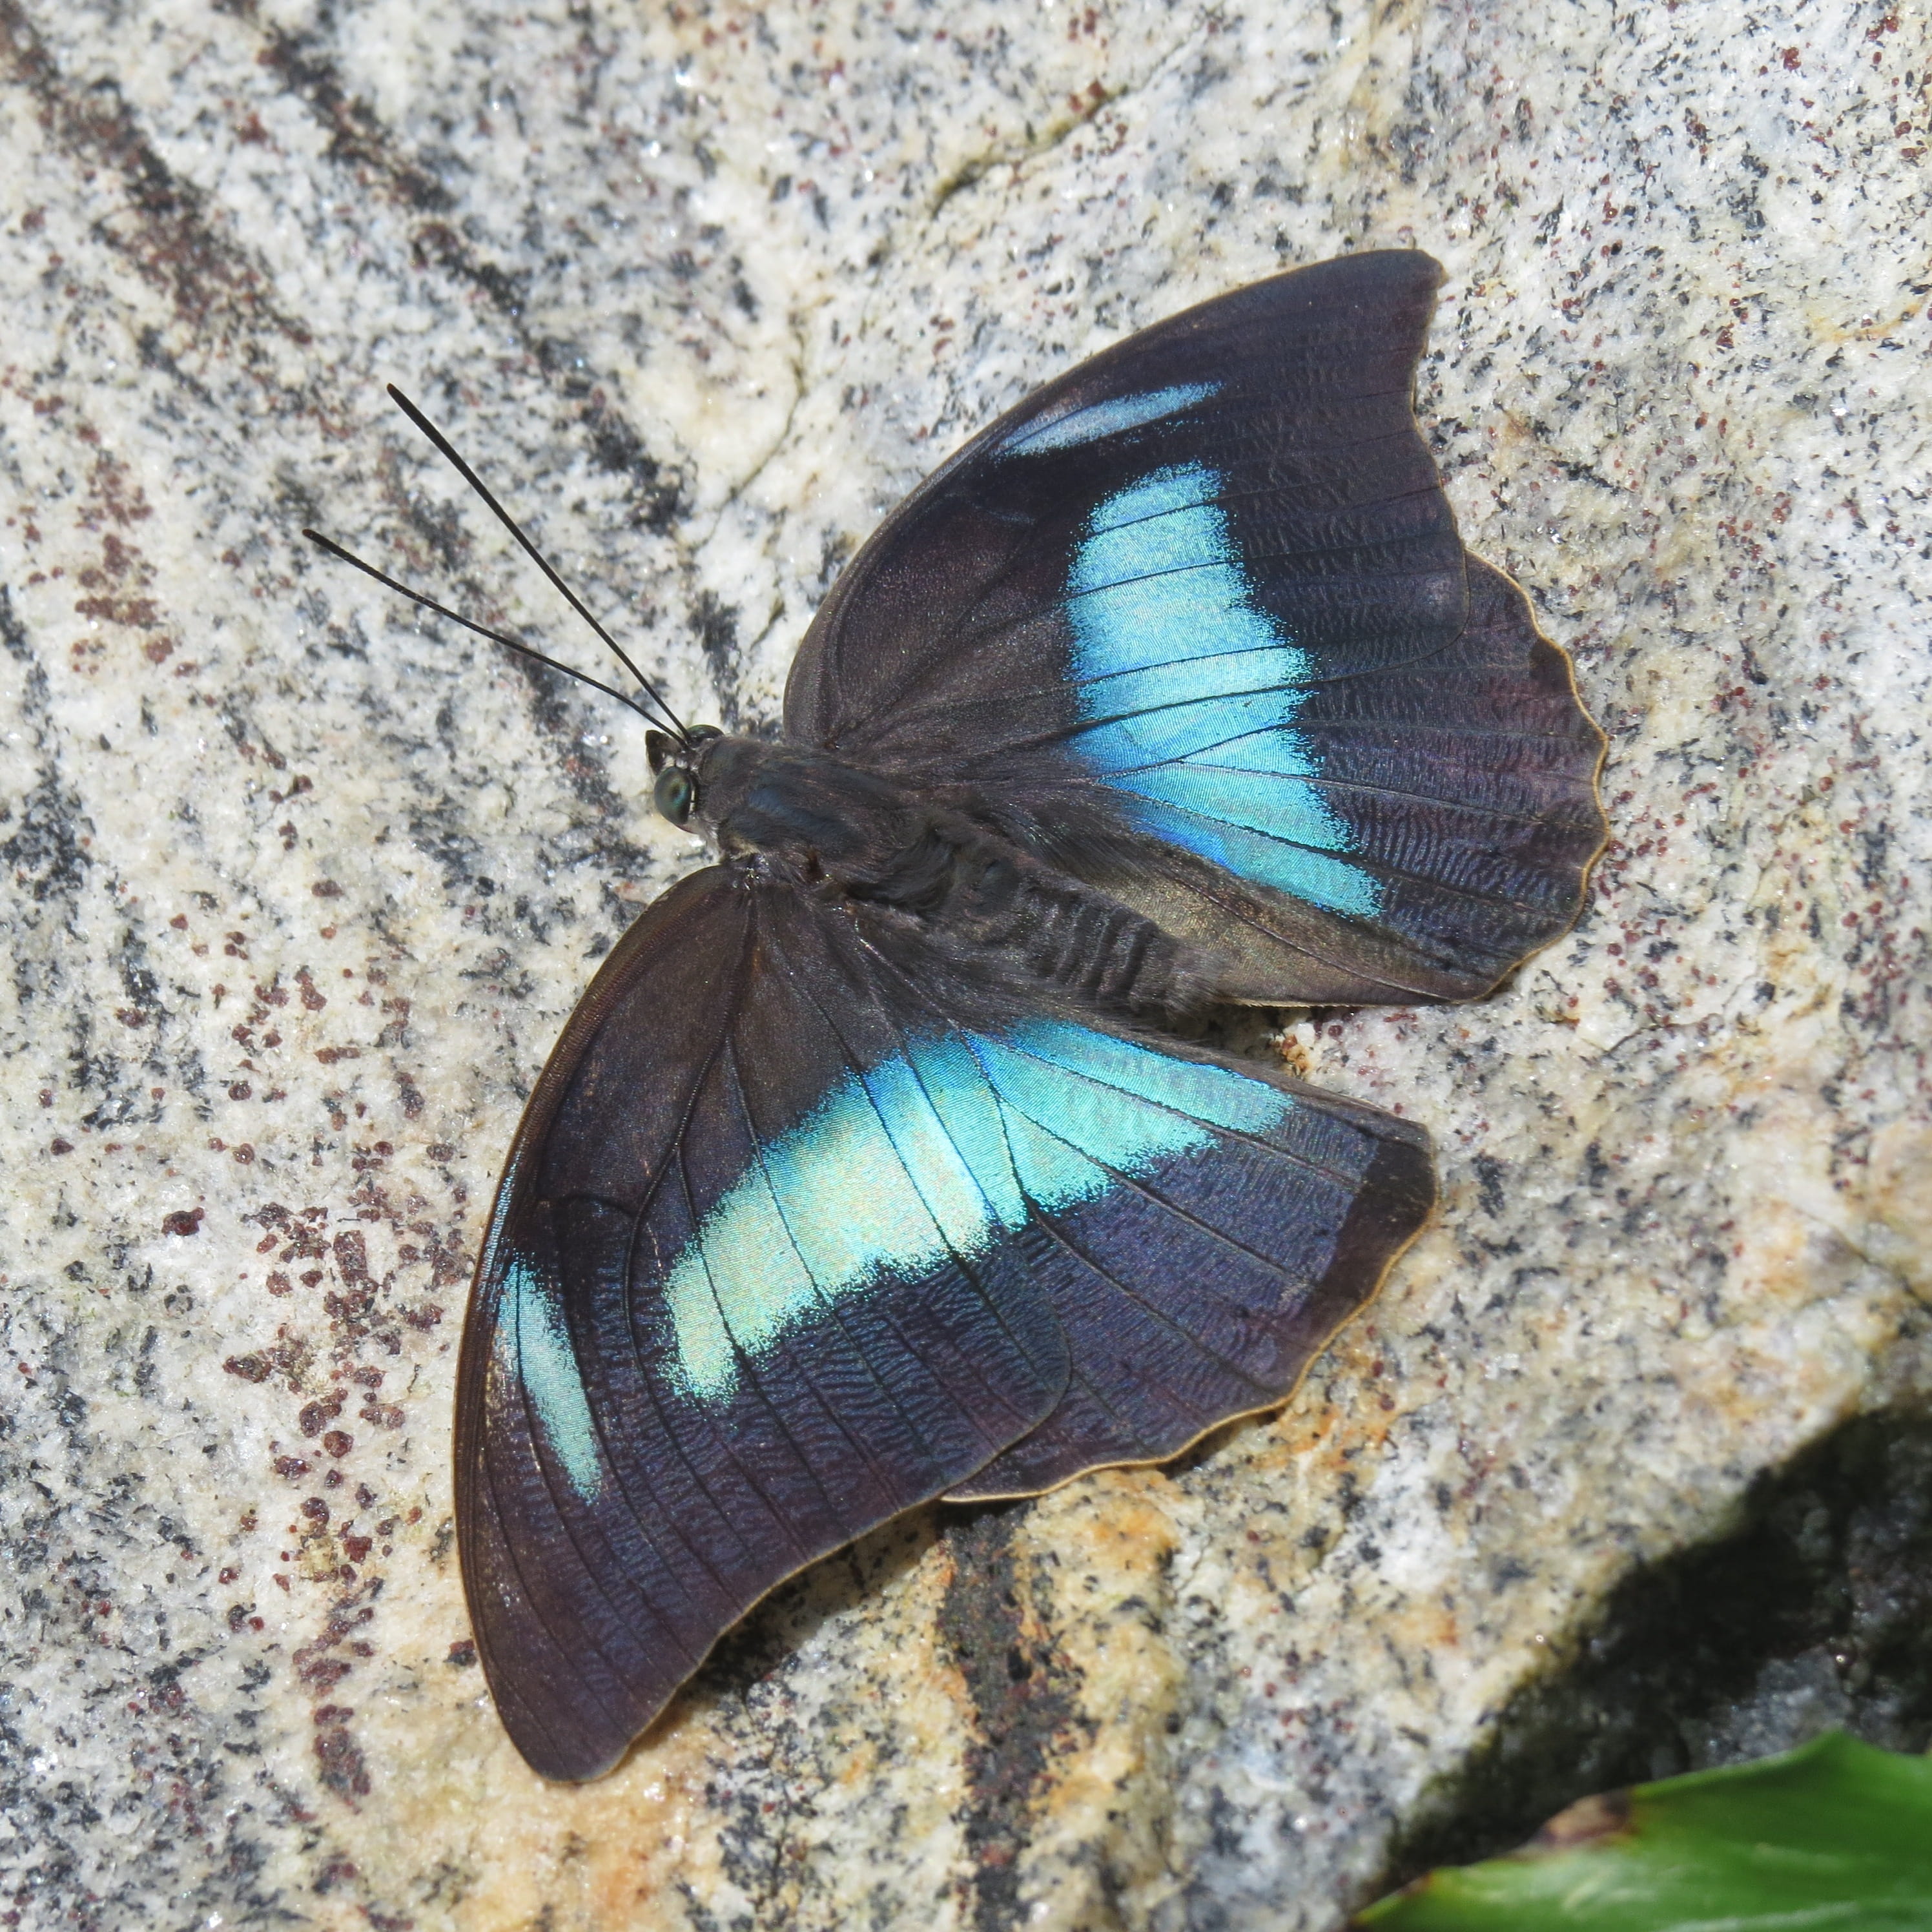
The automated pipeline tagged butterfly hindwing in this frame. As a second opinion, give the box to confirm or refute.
[828,926,1435,1501]
[936,1029,1434,1500]
[783,250,1605,1002]
[1048,550,1608,1003]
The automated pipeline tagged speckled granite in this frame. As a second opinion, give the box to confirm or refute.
[1,1,1927,1927]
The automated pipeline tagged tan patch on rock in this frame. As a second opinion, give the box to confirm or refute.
[1865,1120,1932,1298]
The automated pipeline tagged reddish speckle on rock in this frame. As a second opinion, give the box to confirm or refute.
[162,1206,205,1237]
[298,1397,342,1436]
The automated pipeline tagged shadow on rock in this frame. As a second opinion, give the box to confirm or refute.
[1377,1406,1932,1890]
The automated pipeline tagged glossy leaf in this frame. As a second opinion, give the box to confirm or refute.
[1356,1732,1932,1931]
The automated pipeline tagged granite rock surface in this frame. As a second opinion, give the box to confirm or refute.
[1,0,1928,1927]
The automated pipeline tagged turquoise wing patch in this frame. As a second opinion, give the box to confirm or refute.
[663,1020,1293,1403]
[498,1251,605,1503]
[1062,461,1384,920]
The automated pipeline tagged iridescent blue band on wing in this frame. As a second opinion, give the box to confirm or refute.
[1062,462,1385,920]
[1000,381,1222,457]
[499,1253,605,1502]
[661,1020,1292,1403]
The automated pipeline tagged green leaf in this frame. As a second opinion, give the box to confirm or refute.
[1355,1732,1932,1931]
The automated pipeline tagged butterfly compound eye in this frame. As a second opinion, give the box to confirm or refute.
[653,766,695,827]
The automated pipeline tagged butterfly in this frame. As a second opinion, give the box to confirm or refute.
[305,249,1605,1781]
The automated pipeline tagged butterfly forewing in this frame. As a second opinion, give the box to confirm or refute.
[458,868,1437,1773]
[785,252,1466,755]
[456,870,1071,1780]
[783,250,1604,1004]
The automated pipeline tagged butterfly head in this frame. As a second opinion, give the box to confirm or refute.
[651,735,920,882]
[646,725,724,828]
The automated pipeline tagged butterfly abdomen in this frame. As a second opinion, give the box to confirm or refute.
[854,823,1207,1018]
[941,847,1197,1015]
[695,735,1207,1018]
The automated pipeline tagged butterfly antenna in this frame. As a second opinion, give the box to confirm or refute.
[300,528,662,724]
[384,384,691,742]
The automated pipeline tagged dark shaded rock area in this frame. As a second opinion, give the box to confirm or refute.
[1379,1406,1932,1888]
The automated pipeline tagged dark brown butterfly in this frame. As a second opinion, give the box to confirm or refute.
[306,249,1605,1780]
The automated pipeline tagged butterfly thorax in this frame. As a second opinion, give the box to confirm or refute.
[688,734,1209,1016]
